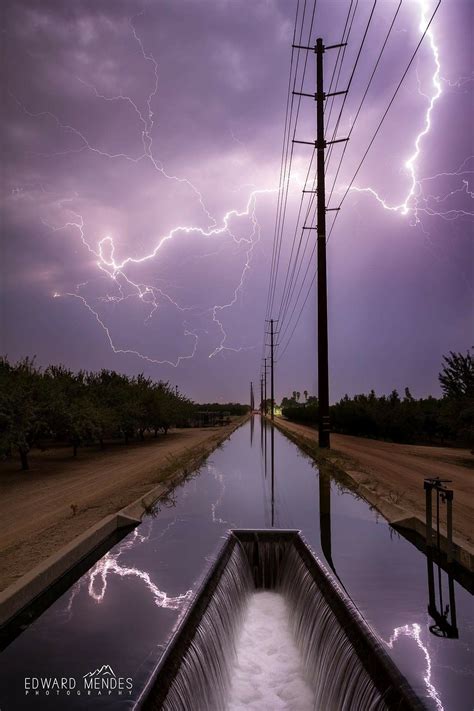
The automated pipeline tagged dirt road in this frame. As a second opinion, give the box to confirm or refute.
[0,423,242,592]
[274,418,473,552]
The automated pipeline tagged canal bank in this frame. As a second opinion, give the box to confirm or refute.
[271,416,474,574]
[0,416,248,627]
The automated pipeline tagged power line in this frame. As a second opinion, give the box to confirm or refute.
[275,150,317,324]
[266,0,318,324]
[325,0,377,173]
[276,0,369,336]
[324,0,359,159]
[335,0,441,216]
[262,1,319,383]
[276,0,440,362]
[272,0,364,359]
[275,212,338,362]
[263,0,302,342]
[265,0,308,322]
[326,0,403,208]
[278,0,402,344]
[272,0,356,339]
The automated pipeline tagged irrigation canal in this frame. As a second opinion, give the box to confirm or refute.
[0,417,472,710]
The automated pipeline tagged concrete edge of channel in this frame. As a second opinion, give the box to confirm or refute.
[0,512,138,628]
[0,416,248,630]
[271,416,474,573]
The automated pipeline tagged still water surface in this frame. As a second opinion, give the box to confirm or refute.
[0,418,472,710]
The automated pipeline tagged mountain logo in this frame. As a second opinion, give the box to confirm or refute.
[83,665,116,679]
[82,664,132,694]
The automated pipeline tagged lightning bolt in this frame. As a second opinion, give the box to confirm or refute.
[64,521,192,618]
[47,186,274,365]
[383,623,444,711]
[350,0,473,226]
[441,71,474,90]
[86,552,193,608]
[13,15,277,367]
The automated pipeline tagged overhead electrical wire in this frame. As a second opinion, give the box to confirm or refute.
[261,0,318,381]
[325,0,440,245]
[260,0,303,375]
[266,0,318,324]
[276,0,377,340]
[324,0,377,172]
[275,0,440,364]
[272,0,358,349]
[326,0,403,208]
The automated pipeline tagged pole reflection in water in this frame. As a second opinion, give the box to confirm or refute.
[259,416,270,527]
[250,413,254,447]
[264,416,268,478]
[427,551,458,639]
[319,470,332,570]
[318,463,348,593]
[271,424,275,527]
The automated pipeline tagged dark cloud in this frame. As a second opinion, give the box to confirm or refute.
[1,0,472,402]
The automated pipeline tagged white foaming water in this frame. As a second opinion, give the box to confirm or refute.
[227,591,316,711]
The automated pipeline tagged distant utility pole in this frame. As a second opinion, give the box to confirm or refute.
[260,376,264,414]
[250,381,254,411]
[270,320,275,421]
[293,36,348,449]
[265,319,278,421]
[263,357,269,415]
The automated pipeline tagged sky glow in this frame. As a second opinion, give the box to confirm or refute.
[2,0,472,402]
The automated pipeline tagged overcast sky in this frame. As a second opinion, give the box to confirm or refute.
[2,0,472,403]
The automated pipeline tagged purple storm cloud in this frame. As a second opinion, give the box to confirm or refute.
[1,0,472,403]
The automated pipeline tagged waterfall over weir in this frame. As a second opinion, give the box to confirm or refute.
[137,530,425,711]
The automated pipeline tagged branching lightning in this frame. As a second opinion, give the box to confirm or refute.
[64,521,192,616]
[350,0,473,226]
[86,552,192,608]
[384,623,444,711]
[14,15,276,367]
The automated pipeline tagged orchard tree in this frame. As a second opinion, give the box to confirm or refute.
[0,357,49,469]
[439,350,473,448]
[439,350,473,400]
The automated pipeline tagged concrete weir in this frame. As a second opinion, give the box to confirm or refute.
[136,530,425,711]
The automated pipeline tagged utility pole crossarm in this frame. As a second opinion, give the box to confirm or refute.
[292,90,348,99]
[293,137,349,148]
[292,42,347,52]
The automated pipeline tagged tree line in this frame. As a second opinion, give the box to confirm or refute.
[0,357,197,470]
[281,351,473,448]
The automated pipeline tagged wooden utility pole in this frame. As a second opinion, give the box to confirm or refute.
[270,319,275,420]
[315,37,330,448]
[293,37,348,448]
[263,358,268,415]
[266,319,277,421]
